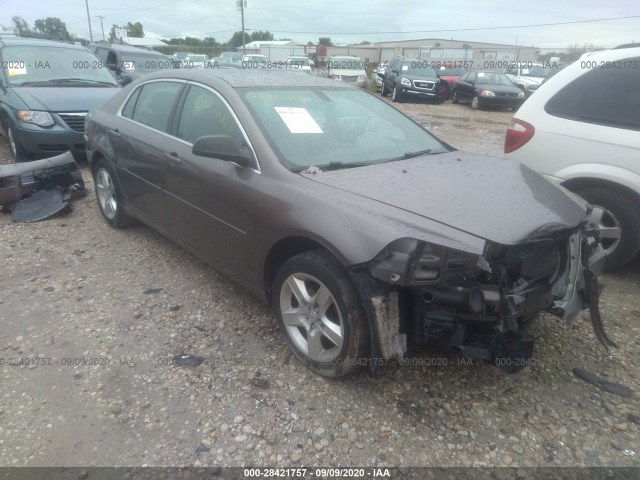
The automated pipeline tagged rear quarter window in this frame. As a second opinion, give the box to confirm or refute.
[544,58,640,131]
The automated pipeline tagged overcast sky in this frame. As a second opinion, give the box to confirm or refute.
[2,0,638,49]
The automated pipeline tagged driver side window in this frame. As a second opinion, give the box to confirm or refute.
[177,85,245,146]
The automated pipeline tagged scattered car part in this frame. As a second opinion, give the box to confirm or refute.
[0,152,86,222]
[572,368,632,398]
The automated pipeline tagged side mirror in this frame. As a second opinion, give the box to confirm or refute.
[119,73,134,86]
[192,135,255,169]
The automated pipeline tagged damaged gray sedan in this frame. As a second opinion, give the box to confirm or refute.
[85,70,610,377]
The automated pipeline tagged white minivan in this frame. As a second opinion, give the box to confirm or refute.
[505,46,640,271]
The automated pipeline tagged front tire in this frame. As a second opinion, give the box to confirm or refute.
[93,159,135,228]
[274,250,370,377]
[471,95,481,110]
[392,85,402,103]
[7,124,27,162]
[575,187,640,271]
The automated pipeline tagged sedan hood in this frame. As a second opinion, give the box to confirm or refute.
[302,152,587,245]
[12,87,119,112]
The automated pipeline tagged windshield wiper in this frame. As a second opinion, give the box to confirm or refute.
[321,161,372,171]
[381,148,434,163]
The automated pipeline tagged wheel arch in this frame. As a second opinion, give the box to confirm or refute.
[263,236,347,305]
[561,177,640,205]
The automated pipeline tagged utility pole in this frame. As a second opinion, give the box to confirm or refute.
[237,0,247,55]
[95,15,106,41]
[85,0,94,42]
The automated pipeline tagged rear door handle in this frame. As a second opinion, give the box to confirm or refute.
[164,152,182,165]
[110,128,121,137]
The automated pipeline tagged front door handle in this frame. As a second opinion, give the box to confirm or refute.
[164,152,182,165]
[110,128,121,137]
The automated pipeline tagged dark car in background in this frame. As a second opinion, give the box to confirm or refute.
[381,56,444,103]
[452,71,525,110]
[88,43,174,82]
[85,69,607,378]
[0,37,121,162]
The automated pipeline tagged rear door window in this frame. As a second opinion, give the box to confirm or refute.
[545,59,640,131]
[128,81,183,133]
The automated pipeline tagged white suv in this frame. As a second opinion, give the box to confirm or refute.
[505,47,640,271]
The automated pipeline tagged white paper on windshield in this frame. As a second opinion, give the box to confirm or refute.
[401,65,409,71]
[275,107,323,134]
[477,72,485,77]
[8,65,27,76]
[123,61,135,71]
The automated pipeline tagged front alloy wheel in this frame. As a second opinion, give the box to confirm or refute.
[471,95,481,110]
[93,159,135,228]
[274,250,369,377]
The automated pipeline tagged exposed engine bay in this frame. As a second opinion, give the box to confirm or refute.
[351,223,610,373]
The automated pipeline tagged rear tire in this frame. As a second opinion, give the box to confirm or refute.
[575,186,640,271]
[273,250,370,377]
[93,159,135,229]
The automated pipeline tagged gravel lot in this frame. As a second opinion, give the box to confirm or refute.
[1,99,639,471]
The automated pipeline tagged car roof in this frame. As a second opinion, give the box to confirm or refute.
[0,36,85,49]
[139,68,351,88]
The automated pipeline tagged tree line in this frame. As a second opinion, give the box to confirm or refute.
[4,16,335,49]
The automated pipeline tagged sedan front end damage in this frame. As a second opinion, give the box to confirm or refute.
[353,222,608,373]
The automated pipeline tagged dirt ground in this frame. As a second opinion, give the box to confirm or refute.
[1,98,639,472]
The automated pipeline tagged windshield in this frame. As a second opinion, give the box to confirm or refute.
[329,57,365,71]
[2,45,119,86]
[242,88,448,171]
[120,53,174,74]
[401,62,437,77]
[476,72,514,85]
[521,65,551,78]
[186,55,207,62]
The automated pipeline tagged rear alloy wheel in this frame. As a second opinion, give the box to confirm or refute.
[471,95,481,110]
[274,250,369,377]
[392,85,402,103]
[7,124,27,162]
[94,159,135,228]
[576,187,640,271]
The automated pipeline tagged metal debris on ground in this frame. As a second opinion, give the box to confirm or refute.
[0,152,86,222]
